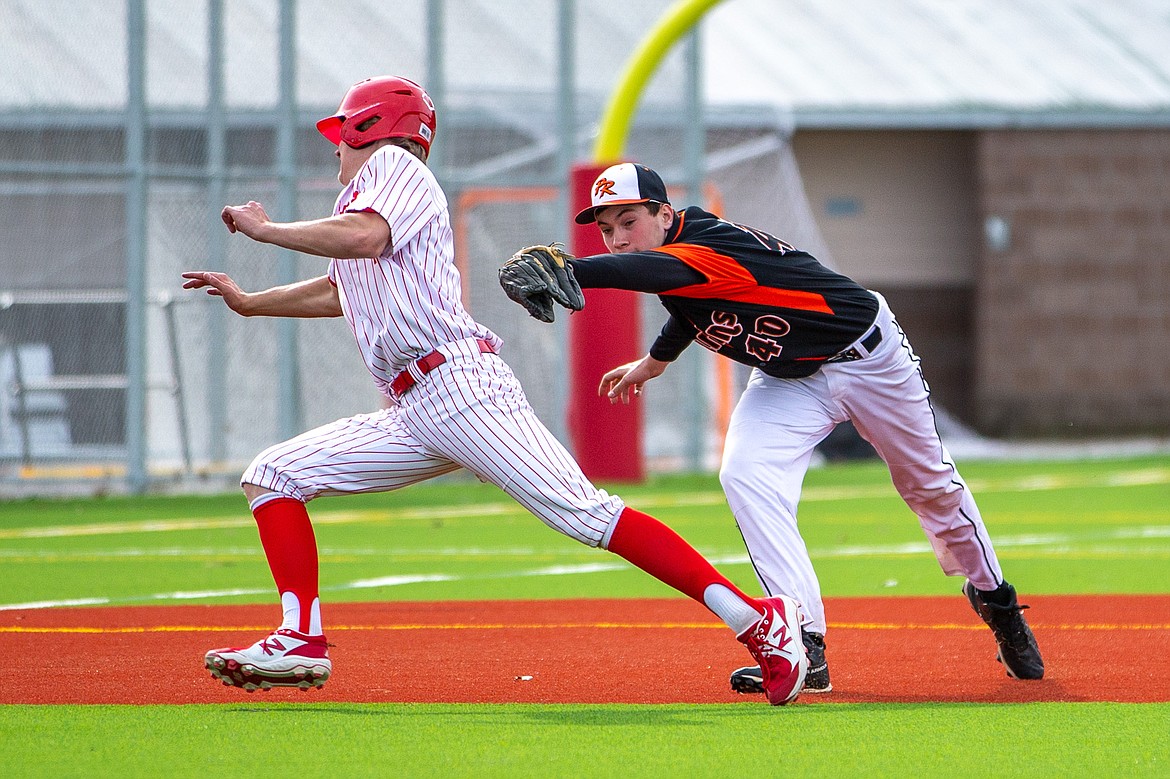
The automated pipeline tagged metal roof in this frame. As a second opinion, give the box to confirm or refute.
[708,0,1170,126]
[2,0,1170,126]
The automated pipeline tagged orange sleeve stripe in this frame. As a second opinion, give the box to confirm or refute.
[653,244,834,315]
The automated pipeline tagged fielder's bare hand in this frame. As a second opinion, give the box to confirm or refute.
[221,201,272,240]
[181,271,251,315]
[599,355,669,404]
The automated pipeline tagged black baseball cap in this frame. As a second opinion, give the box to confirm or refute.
[574,163,670,225]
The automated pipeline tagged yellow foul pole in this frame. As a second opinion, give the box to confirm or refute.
[592,0,728,163]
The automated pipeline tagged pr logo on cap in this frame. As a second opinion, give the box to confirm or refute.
[593,178,618,199]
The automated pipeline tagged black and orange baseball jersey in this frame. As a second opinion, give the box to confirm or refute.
[570,206,879,378]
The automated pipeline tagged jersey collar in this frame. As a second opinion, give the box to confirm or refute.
[666,209,686,244]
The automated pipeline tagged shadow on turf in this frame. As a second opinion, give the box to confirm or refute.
[216,694,1088,724]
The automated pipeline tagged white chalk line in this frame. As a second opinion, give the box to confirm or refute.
[4,523,1169,565]
[1,466,1166,611]
[0,546,547,561]
[0,554,749,612]
[0,505,518,540]
[2,466,1167,542]
[4,526,1170,612]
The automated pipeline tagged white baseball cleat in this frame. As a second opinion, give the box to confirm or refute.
[736,596,809,705]
[205,628,331,692]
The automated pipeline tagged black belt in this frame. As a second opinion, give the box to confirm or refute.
[390,339,496,397]
[825,325,882,364]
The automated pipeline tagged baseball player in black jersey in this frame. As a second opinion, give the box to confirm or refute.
[507,162,1044,694]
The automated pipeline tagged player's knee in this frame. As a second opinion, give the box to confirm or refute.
[900,481,963,516]
[241,452,306,503]
[719,455,766,503]
[242,482,270,503]
[718,450,750,491]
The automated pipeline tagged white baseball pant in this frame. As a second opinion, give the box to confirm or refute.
[719,293,1004,635]
[243,338,626,548]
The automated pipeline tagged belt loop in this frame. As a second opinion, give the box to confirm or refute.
[858,323,882,357]
[826,323,881,364]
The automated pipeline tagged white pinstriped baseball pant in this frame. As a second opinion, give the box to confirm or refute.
[243,339,625,547]
[719,293,1004,635]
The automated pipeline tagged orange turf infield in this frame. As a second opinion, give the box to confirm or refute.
[1,595,1167,705]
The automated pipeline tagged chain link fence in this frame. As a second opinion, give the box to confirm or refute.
[0,0,830,495]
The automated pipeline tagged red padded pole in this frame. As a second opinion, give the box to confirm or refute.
[567,162,645,482]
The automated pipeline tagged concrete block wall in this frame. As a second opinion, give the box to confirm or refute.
[975,129,1170,436]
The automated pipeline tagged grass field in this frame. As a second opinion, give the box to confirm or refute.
[2,455,1169,776]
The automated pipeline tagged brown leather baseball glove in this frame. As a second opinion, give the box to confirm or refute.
[498,243,585,323]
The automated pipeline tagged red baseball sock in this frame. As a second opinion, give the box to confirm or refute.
[605,507,760,613]
[253,497,320,635]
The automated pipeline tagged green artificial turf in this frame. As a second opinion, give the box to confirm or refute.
[2,455,1168,778]
[1,456,1168,607]
[3,702,1168,778]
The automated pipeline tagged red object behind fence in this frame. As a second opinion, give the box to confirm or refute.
[567,162,644,482]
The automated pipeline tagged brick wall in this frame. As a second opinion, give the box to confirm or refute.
[975,129,1170,436]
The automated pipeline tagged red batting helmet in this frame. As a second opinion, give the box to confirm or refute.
[316,76,437,154]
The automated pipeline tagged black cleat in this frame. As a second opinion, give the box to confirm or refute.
[963,580,1045,680]
[730,630,832,694]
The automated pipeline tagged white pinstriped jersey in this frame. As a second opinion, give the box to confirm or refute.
[328,145,501,400]
[245,143,626,546]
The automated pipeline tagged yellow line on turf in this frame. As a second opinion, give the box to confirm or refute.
[0,623,720,633]
[829,622,1170,631]
[3,622,1168,634]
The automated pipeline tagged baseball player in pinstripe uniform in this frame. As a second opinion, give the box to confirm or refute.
[503,162,1045,695]
[181,78,809,704]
